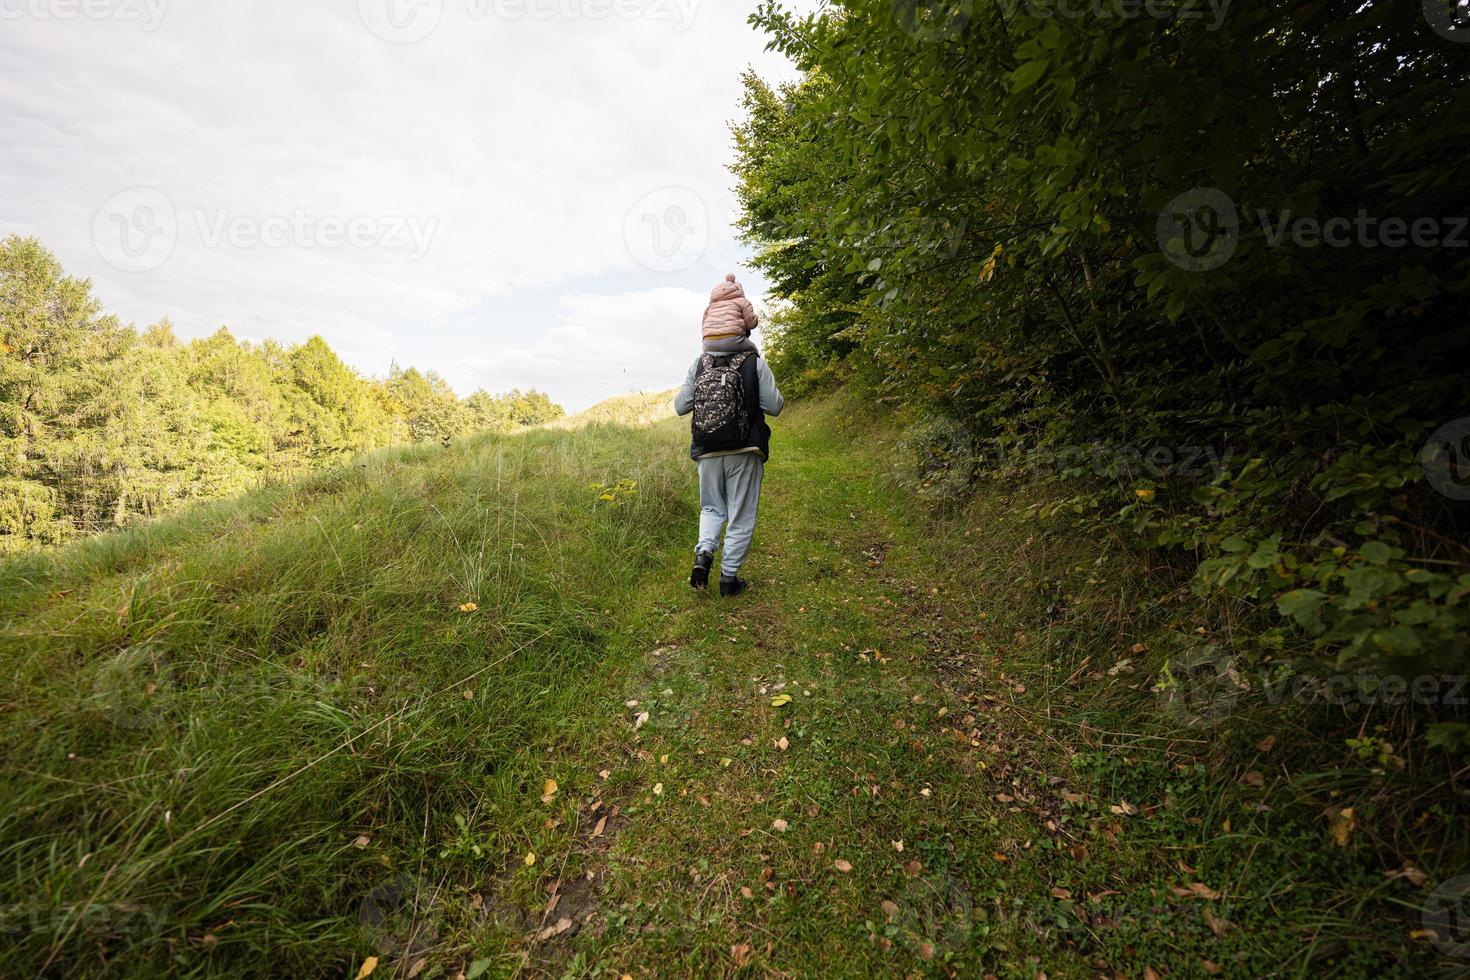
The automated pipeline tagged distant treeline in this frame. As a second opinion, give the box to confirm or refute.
[0,236,563,551]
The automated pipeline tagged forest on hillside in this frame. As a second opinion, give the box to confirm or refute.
[736,1,1470,750]
[0,236,563,552]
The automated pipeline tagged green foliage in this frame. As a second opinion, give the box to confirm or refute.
[0,237,564,551]
[735,1,1470,729]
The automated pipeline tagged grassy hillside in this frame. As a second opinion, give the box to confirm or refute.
[1,401,1462,978]
[546,390,676,431]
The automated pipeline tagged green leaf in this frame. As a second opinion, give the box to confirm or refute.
[1276,589,1327,628]
[1009,60,1048,93]
[1359,541,1392,565]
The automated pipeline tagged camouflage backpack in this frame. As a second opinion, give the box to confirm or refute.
[691,352,752,451]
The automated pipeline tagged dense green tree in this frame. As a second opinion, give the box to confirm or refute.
[0,238,564,551]
[736,2,1470,724]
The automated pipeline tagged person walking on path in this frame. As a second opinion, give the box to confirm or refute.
[674,274,784,597]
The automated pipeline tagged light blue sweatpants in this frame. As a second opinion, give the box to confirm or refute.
[696,452,765,578]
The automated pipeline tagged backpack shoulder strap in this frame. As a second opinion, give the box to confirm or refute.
[730,352,752,370]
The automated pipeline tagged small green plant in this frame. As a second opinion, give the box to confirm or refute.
[439,813,487,861]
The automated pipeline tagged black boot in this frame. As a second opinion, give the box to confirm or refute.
[690,551,714,590]
[719,576,749,598]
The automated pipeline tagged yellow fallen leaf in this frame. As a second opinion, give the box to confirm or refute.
[524,852,536,867]
[354,957,379,980]
[720,757,732,767]
[652,782,663,796]
[541,778,558,803]
[771,693,793,707]
[459,602,479,613]
[1135,489,1156,502]
[1332,807,1357,847]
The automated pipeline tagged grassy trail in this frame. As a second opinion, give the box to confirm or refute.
[1,401,1439,978]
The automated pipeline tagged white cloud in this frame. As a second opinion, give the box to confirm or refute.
[0,0,807,408]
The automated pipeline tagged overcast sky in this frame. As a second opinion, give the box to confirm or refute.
[1,0,808,410]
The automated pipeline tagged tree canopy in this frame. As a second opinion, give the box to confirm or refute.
[0,236,564,551]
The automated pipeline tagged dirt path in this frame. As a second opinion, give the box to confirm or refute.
[509,412,1180,979]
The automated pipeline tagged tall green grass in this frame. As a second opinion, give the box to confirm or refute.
[0,421,687,978]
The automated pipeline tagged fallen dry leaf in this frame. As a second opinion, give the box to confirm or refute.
[352,835,371,849]
[408,958,427,979]
[541,779,559,803]
[833,859,853,873]
[354,957,378,980]
[880,899,900,918]
[775,737,789,751]
[634,711,650,730]
[772,818,789,833]
[591,815,608,838]
[731,941,752,967]
[1331,807,1357,847]
[1385,864,1428,887]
